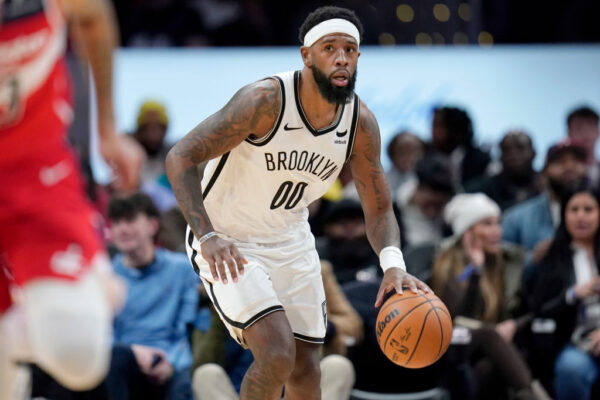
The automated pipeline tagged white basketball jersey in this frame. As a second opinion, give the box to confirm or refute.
[199,70,360,243]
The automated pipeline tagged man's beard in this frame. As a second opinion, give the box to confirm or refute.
[548,175,585,199]
[311,65,357,105]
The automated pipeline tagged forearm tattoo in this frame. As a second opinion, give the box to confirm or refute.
[353,107,401,252]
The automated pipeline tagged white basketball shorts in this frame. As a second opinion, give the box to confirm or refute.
[185,227,327,347]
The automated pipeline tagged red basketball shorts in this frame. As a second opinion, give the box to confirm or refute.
[0,139,104,313]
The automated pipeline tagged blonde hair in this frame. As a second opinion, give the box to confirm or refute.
[431,240,505,323]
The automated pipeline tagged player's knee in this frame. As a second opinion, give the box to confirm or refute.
[246,316,296,379]
[23,274,112,390]
[265,342,296,382]
[252,334,295,383]
[289,348,321,385]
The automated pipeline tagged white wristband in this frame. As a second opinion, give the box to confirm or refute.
[198,231,218,245]
[379,246,406,272]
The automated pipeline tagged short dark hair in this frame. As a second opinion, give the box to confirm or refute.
[386,131,425,160]
[434,106,474,146]
[298,6,364,45]
[567,106,599,127]
[108,192,160,221]
[415,152,455,195]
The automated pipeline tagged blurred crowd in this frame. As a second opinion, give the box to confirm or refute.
[32,98,600,400]
[109,0,600,47]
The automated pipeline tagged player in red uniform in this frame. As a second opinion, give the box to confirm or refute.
[0,0,140,396]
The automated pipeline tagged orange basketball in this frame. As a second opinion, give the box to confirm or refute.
[376,291,452,369]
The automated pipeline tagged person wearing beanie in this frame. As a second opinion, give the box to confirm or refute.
[431,193,550,400]
[129,100,178,211]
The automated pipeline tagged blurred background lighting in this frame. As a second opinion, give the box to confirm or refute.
[416,32,433,46]
[478,31,494,46]
[458,3,472,21]
[396,4,415,23]
[379,33,396,46]
[433,4,450,22]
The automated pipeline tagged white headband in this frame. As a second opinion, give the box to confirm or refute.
[303,18,360,48]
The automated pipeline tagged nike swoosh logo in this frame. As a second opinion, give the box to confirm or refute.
[336,130,347,137]
[40,159,72,187]
[283,123,303,131]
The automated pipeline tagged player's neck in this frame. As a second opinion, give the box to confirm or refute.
[299,68,341,129]
[122,242,155,269]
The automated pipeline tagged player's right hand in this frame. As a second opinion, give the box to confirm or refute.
[201,236,247,284]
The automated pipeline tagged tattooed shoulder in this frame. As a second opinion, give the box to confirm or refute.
[172,79,281,164]
[241,78,282,139]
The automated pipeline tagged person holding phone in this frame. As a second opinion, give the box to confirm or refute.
[106,193,199,399]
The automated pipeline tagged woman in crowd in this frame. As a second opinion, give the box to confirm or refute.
[529,186,600,400]
[431,193,547,400]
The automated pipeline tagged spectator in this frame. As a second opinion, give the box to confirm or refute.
[566,106,600,188]
[465,130,542,211]
[107,192,199,400]
[316,199,379,284]
[430,106,491,186]
[396,152,455,248]
[130,100,178,211]
[132,100,171,184]
[385,131,425,199]
[432,193,548,400]
[157,206,188,253]
[502,139,587,260]
[529,186,600,400]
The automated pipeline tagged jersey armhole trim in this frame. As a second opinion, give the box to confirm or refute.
[345,95,360,162]
[245,76,285,147]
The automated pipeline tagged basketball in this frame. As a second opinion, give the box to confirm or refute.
[376,291,452,369]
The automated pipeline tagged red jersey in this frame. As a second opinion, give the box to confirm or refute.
[0,0,72,162]
[0,0,103,313]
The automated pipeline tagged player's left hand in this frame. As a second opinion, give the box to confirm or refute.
[375,267,431,307]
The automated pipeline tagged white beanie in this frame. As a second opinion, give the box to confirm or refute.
[444,193,501,237]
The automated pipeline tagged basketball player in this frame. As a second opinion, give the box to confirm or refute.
[166,6,430,400]
[0,0,140,397]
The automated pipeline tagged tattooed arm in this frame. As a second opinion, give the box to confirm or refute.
[166,79,281,284]
[350,101,430,306]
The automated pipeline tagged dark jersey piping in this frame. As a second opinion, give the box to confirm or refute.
[245,76,286,147]
[207,281,284,329]
[202,152,230,198]
[186,229,201,275]
[345,95,360,161]
[293,70,346,136]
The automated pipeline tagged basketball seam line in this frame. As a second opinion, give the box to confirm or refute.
[404,307,437,367]
[381,299,430,351]
[418,293,447,361]
[421,293,447,361]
